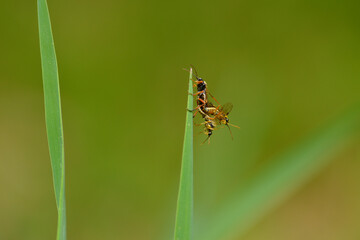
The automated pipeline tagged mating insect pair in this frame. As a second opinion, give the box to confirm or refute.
[185,66,240,144]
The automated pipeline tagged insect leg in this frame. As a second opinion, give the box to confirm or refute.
[192,90,205,96]
[207,90,221,105]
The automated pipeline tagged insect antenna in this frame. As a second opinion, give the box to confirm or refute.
[183,65,201,81]
[228,123,240,129]
[182,67,191,74]
[190,64,200,78]
[226,124,234,140]
[225,123,240,140]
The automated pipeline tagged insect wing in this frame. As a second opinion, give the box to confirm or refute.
[205,102,215,108]
[220,102,233,115]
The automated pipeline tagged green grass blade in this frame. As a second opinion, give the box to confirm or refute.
[197,104,360,240]
[37,0,66,239]
[174,68,194,240]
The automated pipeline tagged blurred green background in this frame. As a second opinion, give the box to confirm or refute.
[1,0,360,239]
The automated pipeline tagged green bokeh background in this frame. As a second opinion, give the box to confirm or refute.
[1,0,360,239]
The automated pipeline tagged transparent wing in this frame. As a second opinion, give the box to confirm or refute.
[213,116,222,125]
[205,102,215,108]
[220,102,233,115]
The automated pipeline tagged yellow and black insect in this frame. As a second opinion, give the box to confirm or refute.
[203,102,240,140]
[185,66,239,143]
[196,115,217,145]
[185,66,220,118]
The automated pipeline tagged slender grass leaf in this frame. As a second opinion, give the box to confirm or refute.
[37,0,66,239]
[174,68,194,240]
[197,104,360,240]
